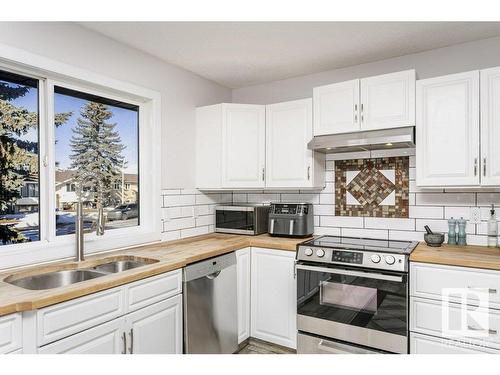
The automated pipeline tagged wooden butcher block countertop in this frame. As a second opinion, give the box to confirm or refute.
[410,242,500,271]
[0,233,310,317]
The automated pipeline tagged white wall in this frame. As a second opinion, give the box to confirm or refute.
[232,35,500,104]
[0,22,231,189]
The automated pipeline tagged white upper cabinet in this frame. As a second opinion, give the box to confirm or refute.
[360,70,416,130]
[416,71,480,187]
[313,79,360,135]
[312,70,416,136]
[266,99,324,189]
[481,66,500,186]
[222,104,266,188]
[196,102,324,190]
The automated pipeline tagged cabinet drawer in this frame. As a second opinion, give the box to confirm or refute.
[0,313,22,354]
[411,297,500,349]
[37,288,124,346]
[411,332,499,354]
[410,262,500,308]
[38,317,124,354]
[125,269,182,312]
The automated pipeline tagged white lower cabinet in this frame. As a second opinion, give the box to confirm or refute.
[29,269,183,354]
[411,333,499,354]
[236,247,251,344]
[0,313,22,354]
[250,247,297,349]
[410,262,500,354]
[126,294,182,354]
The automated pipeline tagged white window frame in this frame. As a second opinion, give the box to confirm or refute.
[0,43,161,270]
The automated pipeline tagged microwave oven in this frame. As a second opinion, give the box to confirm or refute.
[215,204,270,235]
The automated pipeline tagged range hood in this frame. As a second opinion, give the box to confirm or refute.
[308,126,415,154]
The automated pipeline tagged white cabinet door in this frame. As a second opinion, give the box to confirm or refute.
[125,295,182,354]
[38,318,125,354]
[236,248,251,344]
[250,247,297,349]
[360,70,415,131]
[481,66,500,185]
[266,99,321,188]
[313,79,360,135]
[416,71,480,187]
[0,313,22,354]
[222,104,266,188]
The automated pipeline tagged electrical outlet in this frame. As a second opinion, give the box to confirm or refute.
[470,207,481,224]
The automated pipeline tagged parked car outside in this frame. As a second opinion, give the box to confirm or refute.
[107,203,138,221]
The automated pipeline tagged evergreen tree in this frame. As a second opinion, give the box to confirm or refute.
[69,102,125,207]
[0,80,71,245]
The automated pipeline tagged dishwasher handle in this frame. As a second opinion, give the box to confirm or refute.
[183,252,237,282]
[206,271,221,279]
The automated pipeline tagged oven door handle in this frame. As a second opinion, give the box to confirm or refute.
[295,264,403,282]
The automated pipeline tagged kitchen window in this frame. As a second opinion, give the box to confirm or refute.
[0,69,40,246]
[0,49,160,269]
[54,86,140,237]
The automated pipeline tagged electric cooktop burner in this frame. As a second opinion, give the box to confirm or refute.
[302,235,417,255]
[297,235,419,272]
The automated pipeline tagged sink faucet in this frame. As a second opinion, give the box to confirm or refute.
[76,199,106,262]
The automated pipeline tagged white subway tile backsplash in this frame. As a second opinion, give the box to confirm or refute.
[158,156,500,245]
[247,193,279,204]
[444,206,472,220]
[409,206,443,219]
[313,204,335,216]
[364,217,415,231]
[341,228,388,239]
[321,216,364,228]
[466,235,488,246]
[415,193,475,206]
[314,227,341,236]
[163,194,196,207]
[181,226,209,238]
[389,230,424,241]
[477,193,500,206]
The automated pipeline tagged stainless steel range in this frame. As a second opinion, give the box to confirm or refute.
[296,235,418,354]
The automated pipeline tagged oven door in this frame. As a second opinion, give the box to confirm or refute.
[215,207,255,235]
[296,263,408,354]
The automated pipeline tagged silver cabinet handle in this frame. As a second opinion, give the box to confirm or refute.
[468,286,497,294]
[122,331,127,354]
[307,166,311,180]
[295,264,403,282]
[129,328,134,354]
[354,104,358,123]
[360,103,364,123]
[262,167,265,181]
[484,157,487,176]
[474,158,478,176]
[468,326,497,335]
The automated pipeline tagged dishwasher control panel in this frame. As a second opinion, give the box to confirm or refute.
[183,252,236,282]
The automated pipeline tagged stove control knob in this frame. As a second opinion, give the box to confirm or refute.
[304,248,313,256]
[385,255,396,265]
[316,249,325,258]
[370,254,381,263]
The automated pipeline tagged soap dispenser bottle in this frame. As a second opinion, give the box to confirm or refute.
[488,204,498,248]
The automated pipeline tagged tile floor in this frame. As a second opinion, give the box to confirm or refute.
[237,338,296,354]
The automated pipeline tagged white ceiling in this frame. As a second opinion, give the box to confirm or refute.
[81,22,500,88]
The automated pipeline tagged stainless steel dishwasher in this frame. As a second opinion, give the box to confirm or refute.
[183,252,238,354]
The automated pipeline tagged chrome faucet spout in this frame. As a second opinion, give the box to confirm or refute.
[76,200,85,262]
[96,206,105,236]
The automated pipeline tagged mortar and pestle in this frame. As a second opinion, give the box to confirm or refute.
[424,225,445,247]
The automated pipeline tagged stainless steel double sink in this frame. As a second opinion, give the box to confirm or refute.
[5,258,158,291]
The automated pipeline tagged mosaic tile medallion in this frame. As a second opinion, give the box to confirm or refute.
[335,157,409,218]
